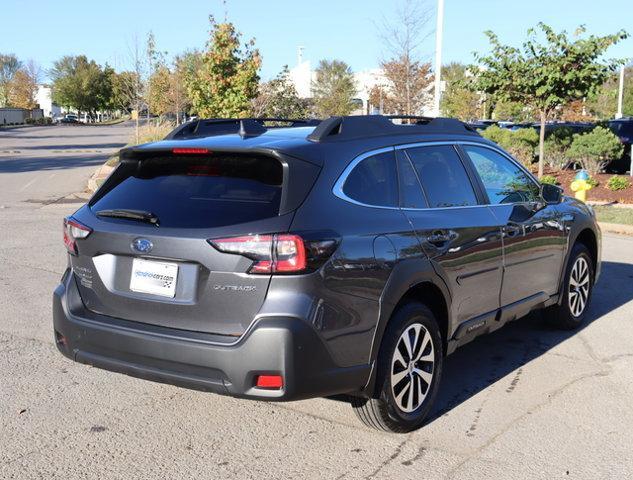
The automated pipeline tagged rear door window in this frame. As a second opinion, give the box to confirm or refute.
[91,154,283,228]
[405,145,478,208]
[397,152,427,208]
[342,150,398,207]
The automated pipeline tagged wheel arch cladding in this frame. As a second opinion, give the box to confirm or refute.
[364,279,450,398]
[395,282,449,355]
[574,228,598,275]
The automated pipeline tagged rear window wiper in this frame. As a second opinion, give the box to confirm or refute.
[95,209,160,226]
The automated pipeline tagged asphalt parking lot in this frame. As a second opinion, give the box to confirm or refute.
[1,124,633,479]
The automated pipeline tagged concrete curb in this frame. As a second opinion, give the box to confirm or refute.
[87,164,115,193]
[599,222,633,236]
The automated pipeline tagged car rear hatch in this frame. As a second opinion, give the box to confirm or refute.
[68,148,320,338]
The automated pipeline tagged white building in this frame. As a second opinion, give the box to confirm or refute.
[287,51,434,116]
[288,59,383,114]
[35,85,61,118]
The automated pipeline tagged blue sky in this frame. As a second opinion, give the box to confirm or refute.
[3,0,632,80]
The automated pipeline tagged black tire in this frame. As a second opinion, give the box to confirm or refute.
[544,243,594,330]
[351,302,443,433]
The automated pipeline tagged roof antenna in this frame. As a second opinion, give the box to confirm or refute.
[239,119,267,138]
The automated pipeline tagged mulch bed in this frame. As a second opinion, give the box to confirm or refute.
[541,168,633,204]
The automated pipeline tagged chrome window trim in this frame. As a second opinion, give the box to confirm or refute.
[332,140,542,211]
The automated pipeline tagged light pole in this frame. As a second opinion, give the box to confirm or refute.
[433,0,445,117]
[616,65,625,119]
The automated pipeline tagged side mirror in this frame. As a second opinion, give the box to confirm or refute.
[541,183,563,204]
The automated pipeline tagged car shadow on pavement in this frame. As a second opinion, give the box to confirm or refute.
[426,260,633,423]
[4,142,125,151]
[326,261,633,422]
[0,154,112,173]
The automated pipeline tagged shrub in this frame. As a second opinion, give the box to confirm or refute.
[587,177,600,188]
[105,156,120,167]
[566,126,624,175]
[540,175,558,185]
[25,118,35,125]
[130,121,175,145]
[544,126,575,170]
[481,125,538,167]
[606,175,631,191]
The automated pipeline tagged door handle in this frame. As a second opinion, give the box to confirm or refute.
[426,230,457,246]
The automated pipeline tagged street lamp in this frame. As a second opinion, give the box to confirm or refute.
[433,0,445,117]
[616,66,625,120]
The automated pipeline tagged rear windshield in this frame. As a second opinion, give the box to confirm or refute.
[91,154,283,228]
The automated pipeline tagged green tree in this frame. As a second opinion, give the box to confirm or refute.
[0,53,22,107]
[312,59,357,117]
[481,125,539,167]
[491,98,534,122]
[251,66,307,118]
[587,66,633,119]
[440,62,480,120]
[567,126,624,174]
[471,23,627,177]
[185,16,261,118]
[109,70,141,113]
[148,65,172,117]
[147,60,190,121]
[50,56,112,117]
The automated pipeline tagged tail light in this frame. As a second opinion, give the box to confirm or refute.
[209,233,336,274]
[63,217,92,255]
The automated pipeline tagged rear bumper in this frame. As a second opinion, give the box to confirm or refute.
[53,271,369,401]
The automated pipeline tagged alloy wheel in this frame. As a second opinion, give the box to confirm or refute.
[390,323,435,413]
[569,256,590,317]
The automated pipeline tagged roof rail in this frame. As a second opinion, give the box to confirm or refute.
[164,117,321,140]
[307,115,478,143]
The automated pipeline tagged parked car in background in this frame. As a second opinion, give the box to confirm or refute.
[468,120,495,131]
[60,114,79,124]
[608,118,633,174]
[53,115,601,432]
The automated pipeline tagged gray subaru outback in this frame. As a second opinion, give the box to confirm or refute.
[53,116,600,432]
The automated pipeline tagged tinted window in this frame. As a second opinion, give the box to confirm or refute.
[343,151,398,207]
[405,145,478,208]
[463,145,540,204]
[91,154,283,228]
[397,153,427,208]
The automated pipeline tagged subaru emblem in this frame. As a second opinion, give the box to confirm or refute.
[132,238,153,254]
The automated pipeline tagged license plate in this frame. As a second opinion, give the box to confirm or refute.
[130,258,178,298]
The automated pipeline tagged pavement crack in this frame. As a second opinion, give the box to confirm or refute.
[577,333,601,364]
[401,444,426,466]
[365,436,410,479]
[0,259,63,276]
[602,353,633,363]
[443,368,611,480]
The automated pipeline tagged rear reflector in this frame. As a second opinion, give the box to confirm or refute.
[255,375,283,389]
[172,148,209,154]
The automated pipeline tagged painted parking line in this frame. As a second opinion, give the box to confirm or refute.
[18,177,38,192]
